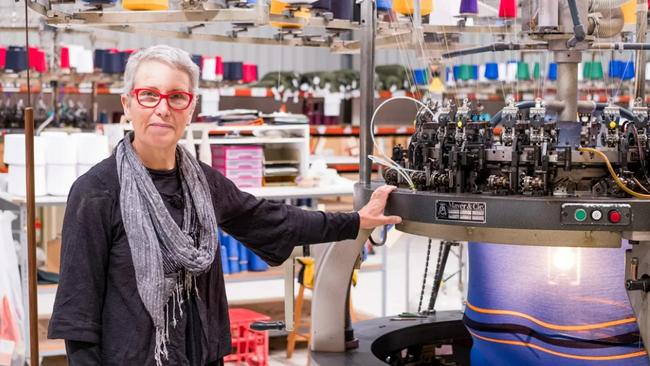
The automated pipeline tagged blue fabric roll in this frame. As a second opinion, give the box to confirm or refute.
[248,251,269,272]
[377,0,391,11]
[6,46,27,73]
[238,242,249,272]
[548,63,558,81]
[471,64,479,80]
[220,245,229,275]
[485,63,499,80]
[218,230,230,274]
[223,233,240,274]
[466,242,649,366]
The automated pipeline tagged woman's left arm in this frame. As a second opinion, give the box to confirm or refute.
[206,167,399,265]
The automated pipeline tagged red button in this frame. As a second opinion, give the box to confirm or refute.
[608,210,622,223]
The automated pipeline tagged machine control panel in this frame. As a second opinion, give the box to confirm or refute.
[561,203,631,226]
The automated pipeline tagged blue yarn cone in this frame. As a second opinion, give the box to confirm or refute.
[485,63,499,80]
[548,63,558,81]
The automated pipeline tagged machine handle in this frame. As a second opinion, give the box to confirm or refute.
[626,275,650,292]
[250,321,286,331]
[368,225,389,246]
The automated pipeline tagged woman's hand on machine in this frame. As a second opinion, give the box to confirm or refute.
[358,185,402,229]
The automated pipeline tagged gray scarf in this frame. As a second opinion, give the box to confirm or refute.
[115,132,218,365]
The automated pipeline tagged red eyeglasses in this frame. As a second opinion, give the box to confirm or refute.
[132,88,194,111]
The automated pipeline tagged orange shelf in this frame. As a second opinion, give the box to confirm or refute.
[310,125,414,137]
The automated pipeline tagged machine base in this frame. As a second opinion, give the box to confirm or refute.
[311,310,472,366]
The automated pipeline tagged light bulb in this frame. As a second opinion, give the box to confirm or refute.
[547,247,582,286]
[552,247,576,271]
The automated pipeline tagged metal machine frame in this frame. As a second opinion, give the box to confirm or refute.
[310,0,650,364]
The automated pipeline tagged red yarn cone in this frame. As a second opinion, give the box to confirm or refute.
[215,56,223,76]
[0,47,6,70]
[60,47,70,69]
[498,0,516,18]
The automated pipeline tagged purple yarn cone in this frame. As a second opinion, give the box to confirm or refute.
[460,0,478,14]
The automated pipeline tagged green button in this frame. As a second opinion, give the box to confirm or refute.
[574,209,587,222]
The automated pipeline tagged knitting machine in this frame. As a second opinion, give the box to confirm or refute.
[383,97,650,199]
[309,0,650,365]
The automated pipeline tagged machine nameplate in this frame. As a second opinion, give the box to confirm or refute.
[435,200,486,223]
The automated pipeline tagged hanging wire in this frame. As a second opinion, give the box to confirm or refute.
[487,16,508,101]
[418,238,434,313]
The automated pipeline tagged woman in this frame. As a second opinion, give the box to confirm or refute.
[48,45,400,365]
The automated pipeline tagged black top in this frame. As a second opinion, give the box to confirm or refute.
[48,154,360,365]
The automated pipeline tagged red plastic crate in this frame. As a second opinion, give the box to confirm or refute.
[224,308,270,366]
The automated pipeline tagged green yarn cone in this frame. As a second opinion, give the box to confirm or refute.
[533,62,541,80]
[590,61,604,80]
[517,62,530,80]
[458,64,472,81]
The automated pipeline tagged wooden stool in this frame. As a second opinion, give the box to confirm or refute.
[286,283,310,359]
[286,258,360,359]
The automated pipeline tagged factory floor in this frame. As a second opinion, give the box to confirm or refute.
[269,347,309,366]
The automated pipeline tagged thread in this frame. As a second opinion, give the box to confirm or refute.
[413,68,429,85]
[581,61,591,81]
[485,62,499,80]
[622,60,635,80]
[516,61,530,81]
[60,47,70,69]
[621,0,636,25]
[6,46,27,73]
[393,0,433,16]
[331,0,354,20]
[459,0,478,14]
[548,63,558,81]
[377,0,392,11]
[609,60,623,79]
[498,0,516,18]
[94,49,107,71]
[242,63,258,83]
[215,56,224,77]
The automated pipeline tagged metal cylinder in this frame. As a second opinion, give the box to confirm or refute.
[25,107,39,364]
[588,7,624,38]
[539,0,559,29]
[557,62,579,122]
[559,0,589,34]
[590,0,630,13]
[634,0,647,99]
[359,0,375,186]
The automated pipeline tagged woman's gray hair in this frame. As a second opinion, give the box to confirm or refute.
[123,45,200,96]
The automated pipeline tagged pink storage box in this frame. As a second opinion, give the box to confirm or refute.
[226,170,262,188]
[211,145,264,161]
[230,177,262,188]
[216,167,263,178]
[215,159,263,171]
